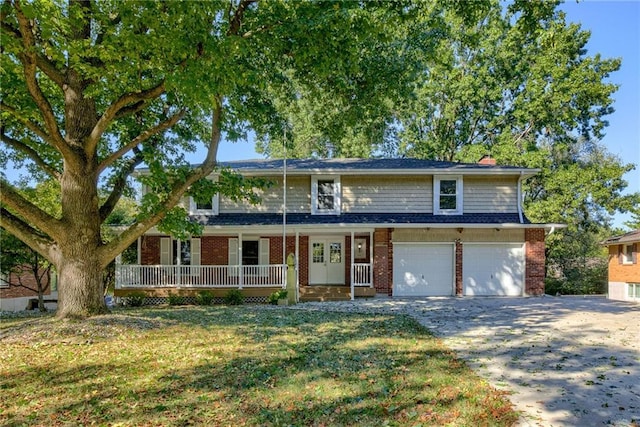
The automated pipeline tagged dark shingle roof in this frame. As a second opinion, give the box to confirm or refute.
[215,158,532,173]
[601,230,640,245]
[192,212,530,227]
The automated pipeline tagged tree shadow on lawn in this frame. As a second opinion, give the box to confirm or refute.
[0,306,517,426]
[310,297,640,426]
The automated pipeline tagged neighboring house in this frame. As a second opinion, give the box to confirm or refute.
[115,157,557,303]
[0,266,55,311]
[601,230,640,302]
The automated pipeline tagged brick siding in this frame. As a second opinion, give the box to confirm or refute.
[373,228,392,295]
[607,244,639,283]
[0,265,51,299]
[525,228,546,295]
[455,240,463,296]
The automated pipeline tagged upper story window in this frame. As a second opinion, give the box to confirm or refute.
[189,194,219,215]
[622,243,636,265]
[434,176,463,215]
[312,176,341,215]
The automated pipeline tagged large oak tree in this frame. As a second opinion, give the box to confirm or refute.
[1,0,453,318]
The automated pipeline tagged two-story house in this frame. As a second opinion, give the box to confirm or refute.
[115,157,554,303]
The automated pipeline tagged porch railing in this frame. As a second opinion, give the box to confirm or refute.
[115,264,286,289]
[352,263,372,286]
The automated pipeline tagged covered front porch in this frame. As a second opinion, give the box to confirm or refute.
[114,230,377,302]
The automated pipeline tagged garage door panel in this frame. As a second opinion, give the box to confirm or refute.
[463,244,524,296]
[394,244,454,296]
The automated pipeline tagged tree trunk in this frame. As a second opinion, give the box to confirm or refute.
[56,254,107,318]
[55,163,108,318]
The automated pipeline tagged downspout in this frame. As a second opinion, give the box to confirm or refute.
[517,171,524,224]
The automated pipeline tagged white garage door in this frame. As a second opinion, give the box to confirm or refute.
[463,243,524,296]
[393,243,454,296]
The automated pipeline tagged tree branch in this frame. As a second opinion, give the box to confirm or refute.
[0,207,55,262]
[97,109,185,174]
[0,180,64,240]
[1,101,54,144]
[98,149,145,222]
[98,99,223,267]
[228,0,257,36]
[13,0,73,160]
[0,131,61,179]
[87,81,166,155]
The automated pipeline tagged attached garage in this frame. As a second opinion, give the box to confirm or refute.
[463,243,524,296]
[393,243,454,296]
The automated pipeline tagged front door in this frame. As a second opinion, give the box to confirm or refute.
[309,237,345,285]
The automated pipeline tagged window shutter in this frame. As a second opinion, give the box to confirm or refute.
[228,238,239,276]
[160,238,170,265]
[259,238,270,265]
[259,238,270,276]
[633,243,638,264]
[618,245,623,264]
[191,238,201,276]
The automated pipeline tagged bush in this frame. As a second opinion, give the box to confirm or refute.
[224,289,244,306]
[167,293,188,306]
[127,292,146,307]
[195,290,214,306]
[267,290,288,305]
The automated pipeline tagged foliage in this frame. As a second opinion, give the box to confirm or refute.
[195,290,215,306]
[0,227,53,312]
[260,0,638,288]
[224,289,244,306]
[167,293,188,306]
[126,292,146,307]
[545,226,609,295]
[1,0,479,317]
[267,289,288,305]
[0,307,518,426]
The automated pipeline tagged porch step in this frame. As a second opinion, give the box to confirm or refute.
[299,286,351,302]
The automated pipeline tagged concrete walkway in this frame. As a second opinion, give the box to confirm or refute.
[291,296,639,426]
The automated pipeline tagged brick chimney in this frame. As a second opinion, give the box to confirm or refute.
[478,155,496,166]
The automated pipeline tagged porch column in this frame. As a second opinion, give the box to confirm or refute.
[350,231,355,301]
[238,232,243,289]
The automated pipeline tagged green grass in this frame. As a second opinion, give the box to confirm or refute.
[0,306,518,426]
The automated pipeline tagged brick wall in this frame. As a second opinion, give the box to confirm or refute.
[299,236,309,286]
[201,236,233,265]
[373,228,392,295]
[525,228,546,295]
[455,240,463,296]
[140,235,161,265]
[607,244,639,283]
[0,265,51,299]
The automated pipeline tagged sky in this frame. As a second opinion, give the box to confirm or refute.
[211,0,640,229]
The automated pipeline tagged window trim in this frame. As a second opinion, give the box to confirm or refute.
[311,175,341,215]
[433,175,463,215]
[622,243,635,265]
[189,194,219,216]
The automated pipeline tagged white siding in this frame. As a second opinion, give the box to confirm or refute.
[342,176,432,213]
[393,228,525,243]
[219,176,310,214]
[463,176,518,213]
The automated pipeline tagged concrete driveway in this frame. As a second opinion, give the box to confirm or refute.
[293,296,639,426]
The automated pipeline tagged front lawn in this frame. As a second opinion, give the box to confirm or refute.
[0,306,518,426]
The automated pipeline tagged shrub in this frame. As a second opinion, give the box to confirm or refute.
[167,293,187,306]
[127,292,146,307]
[267,289,288,305]
[224,289,244,305]
[195,290,214,306]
